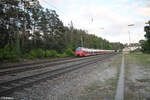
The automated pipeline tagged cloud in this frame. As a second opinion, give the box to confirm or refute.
[146,0,150,7]
[137,7,150,16]
[66,5,136,43]
[136,0,150,17]
[115,0,128,2]
[61,5,137,43]
[39,0,147,43]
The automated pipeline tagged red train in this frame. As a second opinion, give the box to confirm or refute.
[75,47,115,56]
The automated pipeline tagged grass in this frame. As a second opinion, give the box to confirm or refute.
[124,54,137,100]
[105,78,117,87]
[124,53,150,100]
[129,53,150,67]
[84,80,102,93]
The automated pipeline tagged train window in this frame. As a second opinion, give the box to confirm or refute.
[83,51,88,53]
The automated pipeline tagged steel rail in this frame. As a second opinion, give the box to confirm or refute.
[0,58,72,69]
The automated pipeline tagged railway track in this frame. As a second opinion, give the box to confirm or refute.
[0,57,73,70]
[0,55,103,76]
[0,53,116,96]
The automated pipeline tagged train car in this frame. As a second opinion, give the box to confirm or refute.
[75,47,114,56]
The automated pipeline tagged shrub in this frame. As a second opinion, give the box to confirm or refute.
[0,49,3,61]
[45,50,51,57]
[45,50,57,57]
[3,45,12,60]
[29,50,36,59]
[50,50,57,57]
[65,48,74,56]
[36,49,45,58]
[58,53,68,58]
[23,53,35,59]
[29,49,45,59]
[0,44,20,62]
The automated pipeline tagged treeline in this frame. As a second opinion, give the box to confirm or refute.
[140,21,150,53]
[0,0,124,62]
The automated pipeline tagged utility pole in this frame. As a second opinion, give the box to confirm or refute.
[128,24,134,51]
[81,35,83,47]
[70,21,73,44]
[128,30,131,46]
[99,27,104,49]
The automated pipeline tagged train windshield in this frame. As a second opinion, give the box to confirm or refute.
[76,47,82,52]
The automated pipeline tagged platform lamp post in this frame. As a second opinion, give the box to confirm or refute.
[128,24,134,51]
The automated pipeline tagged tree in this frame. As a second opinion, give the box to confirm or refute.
[144,23,150,42]
[0,0,20,47]
[143,21,150,53]
[0,0,124,62]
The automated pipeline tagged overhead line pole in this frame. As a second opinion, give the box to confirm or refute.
[128,24,134,51]
[99,27,104,49]
[70,21,73,44]
[128,30,131,46]
[81,35,83,47]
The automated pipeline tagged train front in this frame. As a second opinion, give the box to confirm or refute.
[75,47,83,56]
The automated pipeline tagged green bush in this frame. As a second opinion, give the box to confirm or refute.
[65,48,74,56]
[36,49,45,58]
[45,50,51,57]
[23,49,58,59]
[58,53,68,58]
[0,46,75,62]
[29,49,45,59]
[3,45,12,60]
[45,50,57,57]
[0,44,20,62]
[50,50,57,57]
[23,53,35,59]
[0,49,3,61]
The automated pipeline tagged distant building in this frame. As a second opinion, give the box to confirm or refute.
[122,47,130,54]
[128,43,141,51]
[122,43,141,54]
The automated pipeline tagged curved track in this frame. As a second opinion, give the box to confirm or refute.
[0,53,116,96]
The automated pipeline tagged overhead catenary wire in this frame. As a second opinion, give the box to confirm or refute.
[39,0,95,32]
[40,0,77,27]
[41,0,64,14]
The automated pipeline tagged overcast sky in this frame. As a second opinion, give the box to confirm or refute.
[39,0,150,44]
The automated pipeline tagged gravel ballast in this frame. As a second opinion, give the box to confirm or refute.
[7,55,121,100]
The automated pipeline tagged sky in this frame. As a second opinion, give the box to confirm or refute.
[39,0,150,44]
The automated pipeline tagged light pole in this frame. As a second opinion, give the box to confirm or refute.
[128,24,134,51]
